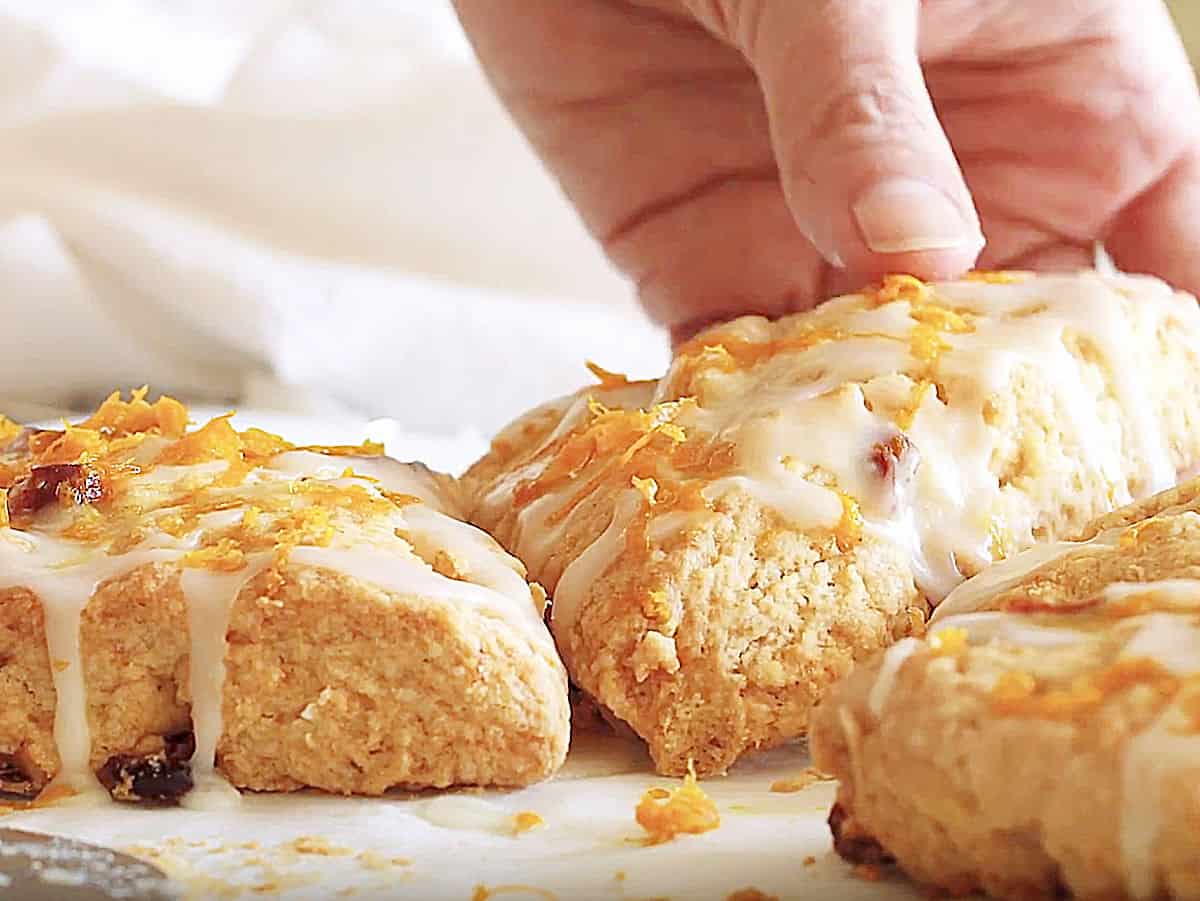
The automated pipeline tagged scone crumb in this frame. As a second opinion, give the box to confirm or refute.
[530,581,550,616]
[632,476,659,506]
[641,589,672,625]
[286,836,354,857]
[803,856,817,867]
[726,889,778,901]
[355,850,411,870]
[634,759,720,845]
[769,767,833,793]
[631,631,681,681]
[511,811,545,835]
[432,549,467,581]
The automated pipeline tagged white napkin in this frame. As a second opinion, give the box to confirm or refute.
[0,0,669,436]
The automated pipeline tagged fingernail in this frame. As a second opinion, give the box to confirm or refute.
[853,178,983,254]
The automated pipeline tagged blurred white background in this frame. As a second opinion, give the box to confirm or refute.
[0,0,670,439]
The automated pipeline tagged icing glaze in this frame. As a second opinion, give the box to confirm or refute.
[479,273,1200,639]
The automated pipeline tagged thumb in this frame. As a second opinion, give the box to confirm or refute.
[714,0,984,280]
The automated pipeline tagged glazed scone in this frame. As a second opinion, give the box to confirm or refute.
[0,391,568,805]
[810,478,1200,900]
[466,272,1200,776]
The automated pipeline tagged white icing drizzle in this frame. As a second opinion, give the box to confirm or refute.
[490,273,1200,636]
[0,533,185,802]
[268,452,445,509]
[179,556,272,811]
[550,489,642,632]
[1114,609,1200,897]
[1120,612,1200,676]
[930,611,1085,649]
[866,637,920,719]
[1102,579,1200,609]
[932,539,1107,622]
[1120,709,1200,900]
[290,544,553,652]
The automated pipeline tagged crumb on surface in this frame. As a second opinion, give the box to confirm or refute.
[769,767,833,793]
[286,836,354,857]
[471,885,558,901]
[725,889,779,901]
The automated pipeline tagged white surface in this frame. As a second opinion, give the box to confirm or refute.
[3,737,915,901]
[0,0,669,433]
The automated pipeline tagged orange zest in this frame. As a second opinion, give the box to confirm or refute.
[990,657,1180,721]
[634,760,720,845]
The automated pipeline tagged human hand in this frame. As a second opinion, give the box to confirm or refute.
[453,1,1200,340]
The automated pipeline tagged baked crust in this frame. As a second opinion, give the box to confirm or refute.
[465,272,1200,776]
[0,392,568,801]
[810,478,1200,900]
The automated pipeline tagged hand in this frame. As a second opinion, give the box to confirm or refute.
[453,0,1200,340]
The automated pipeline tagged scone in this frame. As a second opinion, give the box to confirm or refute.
[466,271,1200,776]
[0,391,568,805]
[810,478,1200,900]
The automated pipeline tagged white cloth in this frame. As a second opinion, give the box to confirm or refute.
[0,0,669,435]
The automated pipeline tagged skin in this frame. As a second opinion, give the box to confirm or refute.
[452,0,1200,341]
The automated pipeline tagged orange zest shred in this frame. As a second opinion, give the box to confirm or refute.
[874,274,930,306]
[79,387,189,439]
[894,380,932,431]
[928,627,968,657]
[3,389,409,572]
[834,492,864,552]
[298,441,386,457]
[511,811,545,835]
[634,760,720,845]
[990,657,1180,721]
[669,328,844,397]
[585,360,632,388]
